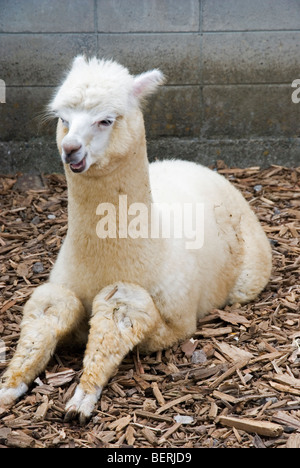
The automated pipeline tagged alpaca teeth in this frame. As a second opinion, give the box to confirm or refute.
[72,161,83,168]
[70,156,87,172]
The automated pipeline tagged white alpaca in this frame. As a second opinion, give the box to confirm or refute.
[0,56,272,423]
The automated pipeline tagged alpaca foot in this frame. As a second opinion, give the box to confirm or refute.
[65,385,102,425]
[0,382,28,408]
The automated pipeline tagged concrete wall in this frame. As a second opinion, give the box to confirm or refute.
[0,0,299,173]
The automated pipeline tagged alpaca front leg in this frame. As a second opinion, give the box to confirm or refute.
[65,282,162,424]
[0,283,85,407]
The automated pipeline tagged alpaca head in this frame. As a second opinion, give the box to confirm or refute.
[48,56,164,174]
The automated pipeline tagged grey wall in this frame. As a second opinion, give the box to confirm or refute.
[0,0,299,173]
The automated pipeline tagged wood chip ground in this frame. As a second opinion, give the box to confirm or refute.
[0,164,299,448]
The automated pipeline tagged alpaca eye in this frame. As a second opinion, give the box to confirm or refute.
[98,119,113,128]
[61,118,69,128]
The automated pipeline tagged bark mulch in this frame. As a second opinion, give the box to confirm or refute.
[0,164,299,448]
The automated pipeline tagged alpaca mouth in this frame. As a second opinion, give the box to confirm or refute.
[70,155,87,173]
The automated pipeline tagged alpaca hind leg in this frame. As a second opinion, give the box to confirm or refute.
[0,283,85,407]
[65,282,173,424]
[228,213,272,304]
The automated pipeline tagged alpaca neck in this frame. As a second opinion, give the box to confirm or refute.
[65,128,152,241]
[52,112,163,304]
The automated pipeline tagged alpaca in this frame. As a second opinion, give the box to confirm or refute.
[0,56,272,423]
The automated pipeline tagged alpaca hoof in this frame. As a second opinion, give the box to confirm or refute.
[64,405,78,423]
[64,406,89,426]
[65,385,102,424]
[0,383,28,408]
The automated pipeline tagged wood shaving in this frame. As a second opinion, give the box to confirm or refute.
[0,164,299,448]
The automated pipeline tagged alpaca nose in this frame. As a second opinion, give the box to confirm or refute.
[62,141,82,160]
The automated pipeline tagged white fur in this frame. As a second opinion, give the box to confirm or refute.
[0,383,28,406]
[0,56,272,422]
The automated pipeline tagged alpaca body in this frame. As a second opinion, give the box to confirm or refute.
[49,150,271,352]
[0,57,272,421]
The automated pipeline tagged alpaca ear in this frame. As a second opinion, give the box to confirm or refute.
[72,55,87,69]
[132,69,165,100]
